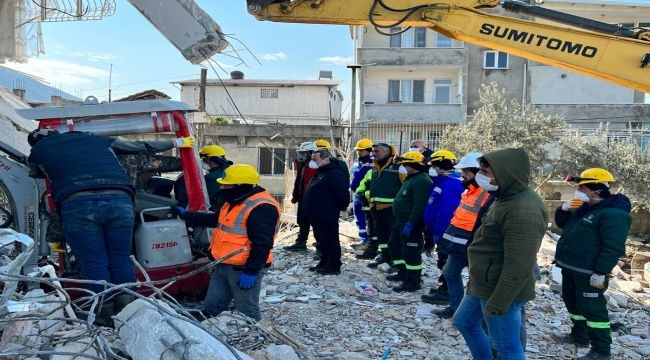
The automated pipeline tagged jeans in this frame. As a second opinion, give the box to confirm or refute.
[203,264,267,321]
[452,294,527,360]
[442,252,468,310]
[61,193,135,296]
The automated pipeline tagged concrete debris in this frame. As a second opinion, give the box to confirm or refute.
[0,220,649,359]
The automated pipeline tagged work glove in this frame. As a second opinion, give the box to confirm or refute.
[171,206,188,219]
[172,136,195,148]
[589,273,606,289]
[402,221,414,237]
[561,198,584,211]
[238,273,257,290]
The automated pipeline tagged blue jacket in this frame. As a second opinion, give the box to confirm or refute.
[423,172,464,239]
[350,156,373,191]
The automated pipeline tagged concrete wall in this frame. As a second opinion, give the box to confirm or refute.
[529,66,635,105]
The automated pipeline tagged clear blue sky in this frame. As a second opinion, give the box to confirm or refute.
[4,0,354,114]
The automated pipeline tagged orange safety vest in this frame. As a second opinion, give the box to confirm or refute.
[449,184,490,232]
[210,191,280,265]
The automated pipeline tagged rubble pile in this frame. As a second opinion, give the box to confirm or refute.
[0,223,649,359]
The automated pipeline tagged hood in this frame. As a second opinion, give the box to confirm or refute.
[482,148,530,197]
[591,193,632,213]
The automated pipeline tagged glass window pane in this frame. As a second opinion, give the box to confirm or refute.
[389,27,401,48]
[259,147,272,175]
[498,52,509,68]
[415,28,427,48]
[436,34,452,48]
[402,28,414,48]
[434,79,451,104]
[401,80,412,103]
[388,80,400,102]
[413,80,425,102]
[485,52,495,68]
[273,148,286,175]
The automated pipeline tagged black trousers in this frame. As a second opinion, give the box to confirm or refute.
[310,217,341,269]
[296,202,311,244]
[561,269,611,355]
[370,207,395,262]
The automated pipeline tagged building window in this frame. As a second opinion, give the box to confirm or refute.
[388,80,425,103]
[258,147,287,175]
[433,79,452,104]
[484,51,509,69]
[260,89,278,99]
[389,27,427,48]
[435,33,452,48]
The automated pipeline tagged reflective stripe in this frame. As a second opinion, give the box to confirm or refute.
[362,206,370,210]
[458,190,489,212]
[217,224,247,235]
[371,197,394,203]
[217,197,277,236]
[392,259,405,266]
[405,263,423,270]
[379,243,389,249]
[587,321,610,329]
[442,232,468,245]
[570,314,587,321]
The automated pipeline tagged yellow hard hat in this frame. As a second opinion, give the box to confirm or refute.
[354,138,373,150]
[429,149,457,164]
[397,151,425,164]
[217,164,260,185]
[199,144,226,158]
[575,168,615,185]
[315,139,331,149]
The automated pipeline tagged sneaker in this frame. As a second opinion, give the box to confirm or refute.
[284,242,307,252]
[421,291,450,305]
[432,306,456,319]
[552,333,589,347]
[308,262,326,272]
[392,282,422,293]
[367,258,386,268]
[577,350,610,360]
[316,267,341,275]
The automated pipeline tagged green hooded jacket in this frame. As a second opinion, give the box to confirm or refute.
[467,148,548,315]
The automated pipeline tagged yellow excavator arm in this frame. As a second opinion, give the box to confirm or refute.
[246,0,650,93]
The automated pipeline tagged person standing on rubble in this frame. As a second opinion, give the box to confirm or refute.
[553,168,631,360]
[387,151,431,292]
[177,164,279,322]
[303,149,350,275]
[285,141,319,252]
[452,148,547,360]
[350,138,374,248]
[27,128,195,325]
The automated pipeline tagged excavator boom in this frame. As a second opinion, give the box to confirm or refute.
[246,0,650,93]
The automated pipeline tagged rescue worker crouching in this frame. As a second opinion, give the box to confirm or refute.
[175,164,280,322]
[388,151,432,292]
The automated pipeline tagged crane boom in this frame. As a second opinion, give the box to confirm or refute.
[246,0,650,93]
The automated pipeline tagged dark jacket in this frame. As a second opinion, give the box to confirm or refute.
[175,165,227,209]
[291,159,317,203]
[183,186,278,275]
[554,194,631,276]
[466,148,548,315]
[392,171,432,225]
[303,160,350,220]
[28,131,176,208]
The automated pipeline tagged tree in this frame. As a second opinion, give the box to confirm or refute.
[440,83,565,186]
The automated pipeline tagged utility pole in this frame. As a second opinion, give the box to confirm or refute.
[199,68,207,111]
[108,64,112,102]
[347,64,361,142]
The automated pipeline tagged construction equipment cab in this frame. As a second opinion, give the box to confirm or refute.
[5,98,212,298]
[245,0,650,92]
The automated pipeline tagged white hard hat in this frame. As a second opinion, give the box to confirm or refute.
[296,141,317,152]
[454,151,483,169]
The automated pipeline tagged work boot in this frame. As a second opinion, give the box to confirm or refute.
[316,267,341,275]
[432,306,456,319]
[309,260,327,272]
[285,242,307,252]
[356,247,377,260]
[312,249,322,261]
[386,270,406,282]
[393,270,422,293]
[93,301,115,328]
[367,251,389,268]
[577,350,611,360]
[351,242,368,250]
[421,291,450,305]
[552,333,589,347]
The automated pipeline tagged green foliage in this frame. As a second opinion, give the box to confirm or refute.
[209,116,228,124]
[440,83,565,186]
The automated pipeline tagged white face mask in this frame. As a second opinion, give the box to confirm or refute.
[409,147,421,153]
[428,168,438,177]
[574,189,590,202]
[308,160,319,169]
[398,165,408,175]
[475,172,499,192]
[201,162,212,171]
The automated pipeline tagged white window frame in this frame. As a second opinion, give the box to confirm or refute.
[433,79,452,104]
[260,88,278,99]
[483,51,509,69]
[388,80,425,103]
[389,27,427,48]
